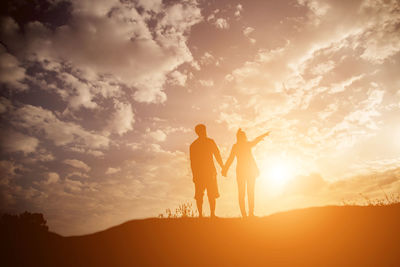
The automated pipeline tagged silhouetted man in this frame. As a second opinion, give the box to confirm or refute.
[190,124,223,218]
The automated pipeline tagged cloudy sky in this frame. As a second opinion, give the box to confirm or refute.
[1,0,400,235]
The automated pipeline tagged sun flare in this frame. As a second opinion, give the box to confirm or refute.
[259,157,296,194]
[268,162,293,187]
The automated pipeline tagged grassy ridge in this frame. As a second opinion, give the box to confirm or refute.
[2,204,400,266]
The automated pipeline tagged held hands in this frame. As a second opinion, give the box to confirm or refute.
[221,165,228,177]
[221,169,227,177]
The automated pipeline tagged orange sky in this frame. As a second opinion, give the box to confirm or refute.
[1,0,400,235]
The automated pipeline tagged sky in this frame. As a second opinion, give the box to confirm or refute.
[1,0,400,235]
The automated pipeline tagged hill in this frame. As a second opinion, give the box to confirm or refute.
[2,204,400,266]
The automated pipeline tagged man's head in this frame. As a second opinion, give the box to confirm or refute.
[195,124,207,138]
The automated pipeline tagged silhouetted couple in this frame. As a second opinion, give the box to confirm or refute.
[190,124,270,218]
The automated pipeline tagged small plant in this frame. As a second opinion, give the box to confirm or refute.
[158,202,197,218]
[342,191,400,207]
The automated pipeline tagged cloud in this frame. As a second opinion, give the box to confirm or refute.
[21,143,192,235]
[168,70,187,87]
[235,4,243,17]
[45,172,60,185]
[63,159,91,172]
[64,177,84,192]
[328,168,400,197]
[32,149,55,162]
[66,171,89,179]
[318,103,338,120]
[210,0,400,185]
[105,167,121,175]
[199,79,214,87]
[148,129,167,142]
[59,72,97,111]
[343,89,384,131]
[214,18,229,29]
[329,74,364,94]
[136,0,162,12]
[1,0,203,104]
[107,101,135,136]
[0,45,26,90]
[243,26,254,36]
[199,52,215,65]
[207,8,220,22]
[310,60,335,75]
[0,160,20,179]
[69,147,104,157]
[0,130,39,154]
[225,74,234,82]
[0,160,24,208]
[12,104,109,149]
[358,0,400,64]
[0,97,12,114]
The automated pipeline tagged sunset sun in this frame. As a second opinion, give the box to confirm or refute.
[259,157,296,194]
[267,162,293,188]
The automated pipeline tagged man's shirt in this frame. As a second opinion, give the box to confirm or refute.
[190,137,220,181]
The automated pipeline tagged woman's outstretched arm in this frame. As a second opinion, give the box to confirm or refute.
[222,145,236,177]
[249,131,270,147]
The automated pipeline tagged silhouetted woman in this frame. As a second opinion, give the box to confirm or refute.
[222,129,270,218]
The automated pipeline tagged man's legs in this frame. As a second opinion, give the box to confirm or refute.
[194,181,205,218]
[196,198,203,218]
[247,177,255,217]
[209,197,216,218]
[237,177,246,217]
[207,175,219,218]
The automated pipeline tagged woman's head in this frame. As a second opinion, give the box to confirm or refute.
[236,128,247,143]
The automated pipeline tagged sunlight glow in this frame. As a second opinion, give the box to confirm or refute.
[259,156,297,195]
[268,162,293,188]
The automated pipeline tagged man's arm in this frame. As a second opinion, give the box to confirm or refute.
[211,140,223,169]
[189,145,196,181]
[222,145,236,177]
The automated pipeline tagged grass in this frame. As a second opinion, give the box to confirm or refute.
[158,202,197,218]
[160,190,400,219]
[342,190,400,206]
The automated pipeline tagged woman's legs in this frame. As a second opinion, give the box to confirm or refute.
[237,177,246,217]
[247,177,255,216]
